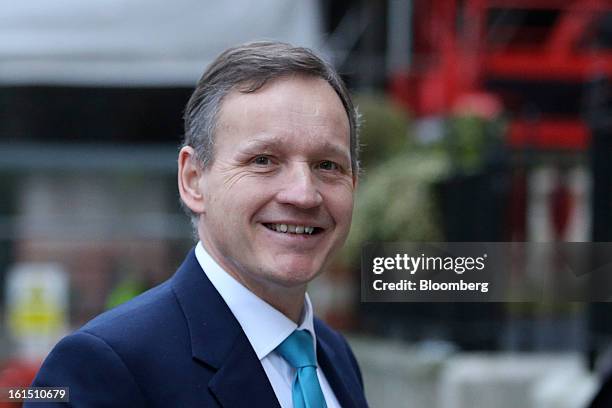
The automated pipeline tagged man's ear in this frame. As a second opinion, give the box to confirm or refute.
[178,146,206,214]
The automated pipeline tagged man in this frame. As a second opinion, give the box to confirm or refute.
[28,42,368,407]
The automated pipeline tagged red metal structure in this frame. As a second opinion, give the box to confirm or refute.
[390,0,612,150]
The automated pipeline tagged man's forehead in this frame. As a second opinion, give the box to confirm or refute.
[227,75,343,109]
[217,76,349,132]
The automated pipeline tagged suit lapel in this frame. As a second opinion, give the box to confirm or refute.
[171,250,280,408]
[316,330,360,408]
[208,334,280,408]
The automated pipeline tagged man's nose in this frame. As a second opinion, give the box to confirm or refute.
[276,164,323,209]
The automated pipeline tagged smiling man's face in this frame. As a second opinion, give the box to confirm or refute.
[196,75,355,300]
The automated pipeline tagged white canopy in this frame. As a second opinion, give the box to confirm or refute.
[0,0,322,86]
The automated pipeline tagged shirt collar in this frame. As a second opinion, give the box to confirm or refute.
[194,241,316,360]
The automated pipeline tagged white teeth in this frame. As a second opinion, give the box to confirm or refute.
[268,224,316,235]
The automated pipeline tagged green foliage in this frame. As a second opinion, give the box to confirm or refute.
[354,93,412,172]
[343,153,449,264]
[340,94,504,268]
[445,115,505,174]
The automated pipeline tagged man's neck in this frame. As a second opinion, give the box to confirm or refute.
[252,284,306,323]
[199,241,307,323]
[222,266,307,323]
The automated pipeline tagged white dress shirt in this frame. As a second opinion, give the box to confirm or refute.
[195,242,341,408]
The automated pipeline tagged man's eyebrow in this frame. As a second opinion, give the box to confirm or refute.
[316,142,351,162]
[239,138,351,162]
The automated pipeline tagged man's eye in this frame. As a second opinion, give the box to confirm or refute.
[253,156,271,165]
[319,161,339,171]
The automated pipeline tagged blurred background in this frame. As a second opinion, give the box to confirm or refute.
[0,0,611,406]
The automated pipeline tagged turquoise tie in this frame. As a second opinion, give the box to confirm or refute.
[276,330,327,408]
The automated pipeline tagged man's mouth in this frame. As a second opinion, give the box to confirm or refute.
[263,223,323,235]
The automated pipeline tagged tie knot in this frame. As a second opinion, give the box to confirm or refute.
[276,330,316,369]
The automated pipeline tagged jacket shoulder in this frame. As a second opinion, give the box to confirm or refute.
[30,330,148,407]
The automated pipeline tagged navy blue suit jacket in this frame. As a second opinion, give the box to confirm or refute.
[28,249,368,407]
